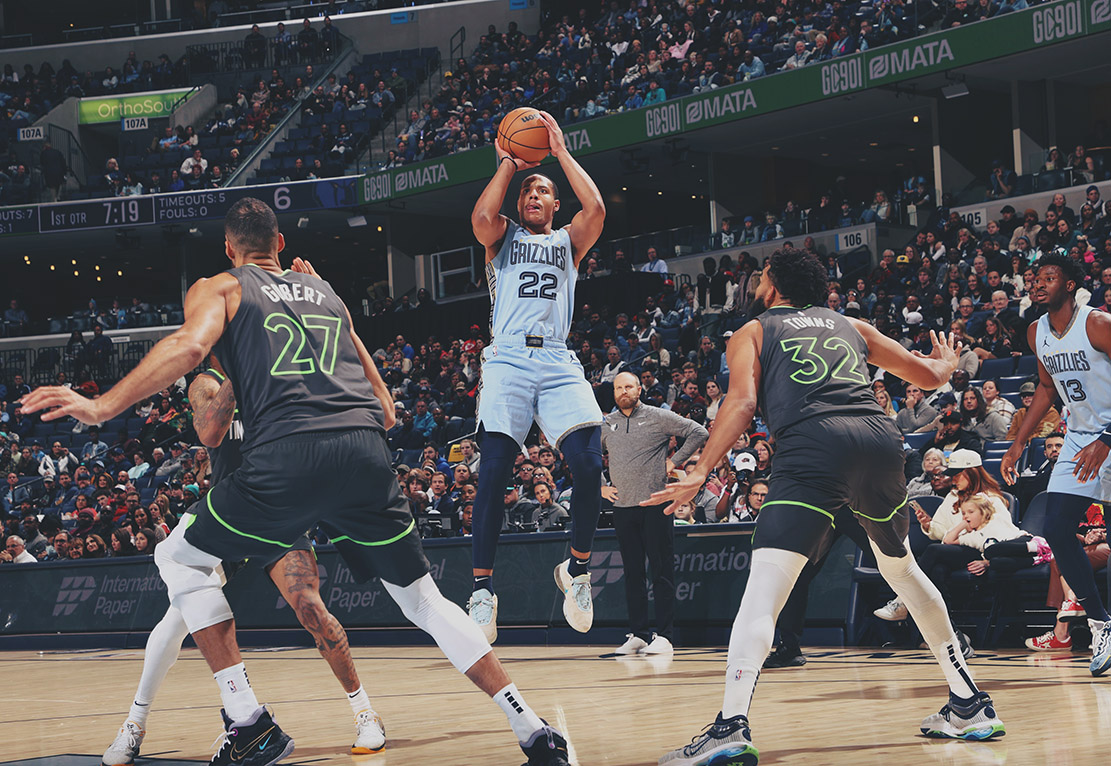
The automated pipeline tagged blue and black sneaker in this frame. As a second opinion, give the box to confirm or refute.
[658,711,759,766]
[209,706,295,766]
[520,720,570,766]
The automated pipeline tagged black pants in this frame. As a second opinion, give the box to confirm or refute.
[983,536,1036,575]
[776,506,871,654]
[613,504,675,642]
[917,542,981,601]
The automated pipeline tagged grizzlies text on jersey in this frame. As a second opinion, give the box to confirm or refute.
[485,220,576,341]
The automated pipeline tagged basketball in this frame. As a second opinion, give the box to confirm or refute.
[497,107,550,164]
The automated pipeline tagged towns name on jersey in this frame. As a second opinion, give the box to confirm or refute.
[1041,349,1092,375]
[509,239,568,270]
[782,315,837,331]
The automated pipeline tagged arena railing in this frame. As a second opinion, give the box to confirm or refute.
[0,338,156,386]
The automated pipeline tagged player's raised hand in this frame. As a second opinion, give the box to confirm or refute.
[20,386,104,425]
[291,256,321,279]
[642,469,704,515]
[537,111,568,157]
[494,138,541,173]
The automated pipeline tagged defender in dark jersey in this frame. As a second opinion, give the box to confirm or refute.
[648,250,1004,766]
[23,199,570,766]
[100,358,387,766]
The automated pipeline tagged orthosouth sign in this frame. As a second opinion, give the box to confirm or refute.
[360,0,1102,204]
[77,88,194,125]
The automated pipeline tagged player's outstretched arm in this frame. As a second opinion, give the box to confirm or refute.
[22,275,233,425]
[189,366,236,448]
[1001,323,1056,485]
[643,322,762,513]
[853,321,958,390]
[538,112,604,266]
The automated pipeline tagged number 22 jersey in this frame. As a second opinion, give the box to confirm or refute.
[486,220,576,341]
[756,305,882,439]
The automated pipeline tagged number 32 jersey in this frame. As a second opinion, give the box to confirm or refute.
[486,220,575,341]
[756,305,883,439]
[1036,303,1111,434]
[213,264,384,453]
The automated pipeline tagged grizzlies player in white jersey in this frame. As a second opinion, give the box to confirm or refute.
[469,111,606,640]
[1002,254,1111,675]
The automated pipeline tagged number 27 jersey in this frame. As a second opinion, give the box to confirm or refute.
[1036,303,1111,434]
[486,220,576,340]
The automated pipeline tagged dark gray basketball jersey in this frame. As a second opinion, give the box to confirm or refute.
[213,264,383,452]
[756,305,882,438]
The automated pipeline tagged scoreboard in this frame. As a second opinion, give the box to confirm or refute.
[7,177,358,236]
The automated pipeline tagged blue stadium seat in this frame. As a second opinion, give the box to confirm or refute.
[903,431,934,450]
[1015,356,1037,376]
[997,376,1026,393]
[1019,492,1048,536]
[979,357,1015,379]
[1002,393,1023,409]
[983,458,1004,486]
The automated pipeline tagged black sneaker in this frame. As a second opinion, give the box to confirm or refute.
[520,720,569,766]
[210,706,295,766]
[763,645,806,669]
[957,631,975,659]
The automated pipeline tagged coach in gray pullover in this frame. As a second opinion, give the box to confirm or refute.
[601,371,709,654]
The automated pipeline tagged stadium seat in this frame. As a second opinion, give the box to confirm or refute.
[903,432,934,450]
[1015,356,1038,376]
[1018,492,1048,537]
[983,459,1004,487]
[997,376,1026,393]
[979,357,1015,379]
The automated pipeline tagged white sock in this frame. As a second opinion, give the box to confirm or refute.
[214,663,260,722]
[722,548,808,719]
[347,686,374,716]
[870,540,978,698]
[493,683,545,743]
[130,606,190,727]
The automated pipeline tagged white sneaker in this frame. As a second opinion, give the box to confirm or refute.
[616,633,649,655]
[643,634,674,654]
[351,709,386,754]
[467,588,499,644]
[554,559,594,633]
[873,598,908,621]
[1089,618,1111,677]
[102,720,145,765]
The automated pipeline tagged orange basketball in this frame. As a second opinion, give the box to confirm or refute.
[497,107,550,164]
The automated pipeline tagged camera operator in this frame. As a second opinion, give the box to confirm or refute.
[601,371,709,656]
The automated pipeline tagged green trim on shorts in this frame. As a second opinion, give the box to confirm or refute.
[330,519,415,547]
[761,499,835,522]
[205,492,293,548]
[851,494,908,523]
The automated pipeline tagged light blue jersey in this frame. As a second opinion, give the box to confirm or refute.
[486,220,576,341]
[1037,304,1111,499]
[1036,304,1111,435]
[478,219,602,446]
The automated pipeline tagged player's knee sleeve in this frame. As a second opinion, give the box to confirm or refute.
[561,427,603,553]
[382,574,491,673]
[473,430,520,571]
[870,539,953,646]
[155,527,233,633]
[727,548,807,665]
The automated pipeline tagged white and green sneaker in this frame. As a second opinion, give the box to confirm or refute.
[658,712,759,766]
[921,692,1005,740]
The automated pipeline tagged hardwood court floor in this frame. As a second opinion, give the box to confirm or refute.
[1,645,1109,765]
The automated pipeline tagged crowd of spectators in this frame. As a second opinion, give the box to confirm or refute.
[380,0,1049,169]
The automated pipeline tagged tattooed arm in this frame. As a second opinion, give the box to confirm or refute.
[188,365,236,448]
